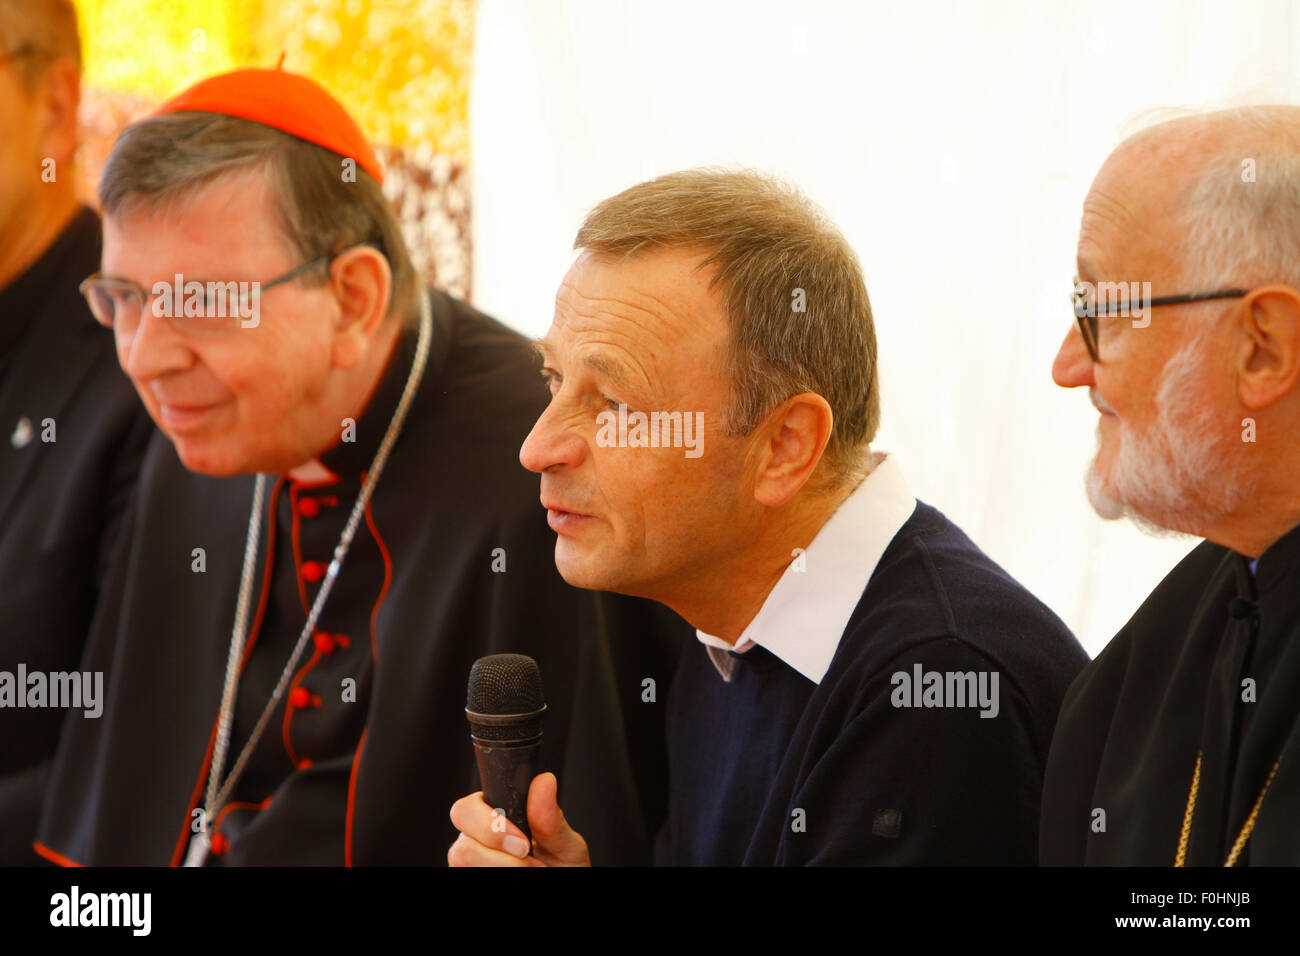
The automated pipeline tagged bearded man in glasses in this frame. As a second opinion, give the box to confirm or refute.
[33,68,686,866]
[1041,106,1300,865]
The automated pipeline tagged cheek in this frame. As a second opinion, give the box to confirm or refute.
[628,454,728,530]
[115,336,143,395]
[208,333,328,414]
[589,450,672,531]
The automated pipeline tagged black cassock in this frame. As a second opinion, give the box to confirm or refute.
[0,207,154,865]
[1041,522,1300,865]
[35,288,688,866]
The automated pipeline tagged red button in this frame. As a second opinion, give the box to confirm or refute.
[298,758,313,770]
[290,686,311,709]
[301,560,326,583]
[297,497,320,518]
[210,832,228,856]
[313,631,335,654]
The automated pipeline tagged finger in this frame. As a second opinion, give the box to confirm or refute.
[526,772,590,865]
[446,832,541,868]
[449,791,531,858]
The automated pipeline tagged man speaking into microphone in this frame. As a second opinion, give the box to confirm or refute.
[449,169,1088,866]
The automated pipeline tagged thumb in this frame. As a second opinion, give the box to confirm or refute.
[526,772,589,865]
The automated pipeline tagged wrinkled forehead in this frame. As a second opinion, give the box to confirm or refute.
[1077,145,1192,282]
[548,248,728,364]
[1079,115,1252,276]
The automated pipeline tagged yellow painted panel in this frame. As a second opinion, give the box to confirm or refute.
[73,0,472,156]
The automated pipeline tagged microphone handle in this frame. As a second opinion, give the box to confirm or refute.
[473,737,541,843]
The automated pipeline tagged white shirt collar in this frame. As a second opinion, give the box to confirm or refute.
[695,452,917,685]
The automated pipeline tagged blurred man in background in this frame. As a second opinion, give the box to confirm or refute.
[0,0,153,865]
[449,169,1088,865]
[1043,106,1300,865]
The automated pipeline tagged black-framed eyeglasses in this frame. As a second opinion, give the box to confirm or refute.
[79,239,383,335]
[1070,276,1249,363]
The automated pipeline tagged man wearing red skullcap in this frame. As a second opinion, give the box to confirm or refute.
[33,67,687,866]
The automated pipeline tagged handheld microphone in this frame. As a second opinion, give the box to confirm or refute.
[465,653,546,845]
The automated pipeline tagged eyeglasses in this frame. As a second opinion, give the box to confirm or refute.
[1070,276,1249,363]
[80,240,383,335]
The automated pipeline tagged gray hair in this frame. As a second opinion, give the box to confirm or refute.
[1119,105,1300,297]
[1179,108,1300,294]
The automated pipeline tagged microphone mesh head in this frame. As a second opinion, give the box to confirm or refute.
[466,654,545,741]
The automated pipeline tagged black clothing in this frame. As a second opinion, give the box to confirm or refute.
[1041,523,1300,865]
[658,502,1088,865]
[0,207,154,864]
[35,288,687,866]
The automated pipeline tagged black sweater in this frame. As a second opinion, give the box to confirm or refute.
[656,501,1088,865]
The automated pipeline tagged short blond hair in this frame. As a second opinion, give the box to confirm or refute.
[576,168,880,480]
[0,0,81,93]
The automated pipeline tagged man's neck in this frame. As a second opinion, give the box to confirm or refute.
[0,190,78,291]
[669,478,860,644]
[1189,452,1300,558]
[1201,500,1300,561]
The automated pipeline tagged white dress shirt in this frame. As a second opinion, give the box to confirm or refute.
[695,452,917,684]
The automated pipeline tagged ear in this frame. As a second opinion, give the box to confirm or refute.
[1234,284,1300,410]
[751,392,834,508]
[38,57,80,170]
[328,245,394,370]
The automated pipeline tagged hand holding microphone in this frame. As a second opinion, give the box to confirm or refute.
[448,770,590,867]
[450,653,590,867]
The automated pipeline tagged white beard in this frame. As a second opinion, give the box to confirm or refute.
[1085,332,1253,536]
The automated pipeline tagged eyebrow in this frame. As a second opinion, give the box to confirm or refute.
[530,340,647,400]
[532,339,633,386]
[582,352,633,389]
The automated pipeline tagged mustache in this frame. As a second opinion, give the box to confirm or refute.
[1090,387,1116,415]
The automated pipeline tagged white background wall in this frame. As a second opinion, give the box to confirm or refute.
[469,0,1300,656]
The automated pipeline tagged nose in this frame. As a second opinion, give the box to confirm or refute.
[519,399,587,474]
[120,299,195,385]
[1052,324,1095,389]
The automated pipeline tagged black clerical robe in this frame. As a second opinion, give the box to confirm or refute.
[0,207,154,865]
[1040,523,1300,865]
[34,288,687,866]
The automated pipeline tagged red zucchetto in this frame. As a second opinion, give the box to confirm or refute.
[154,67,384,183]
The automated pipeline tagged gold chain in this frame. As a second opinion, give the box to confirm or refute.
[1174,754,1201,866]
[1174,750,1281,867]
